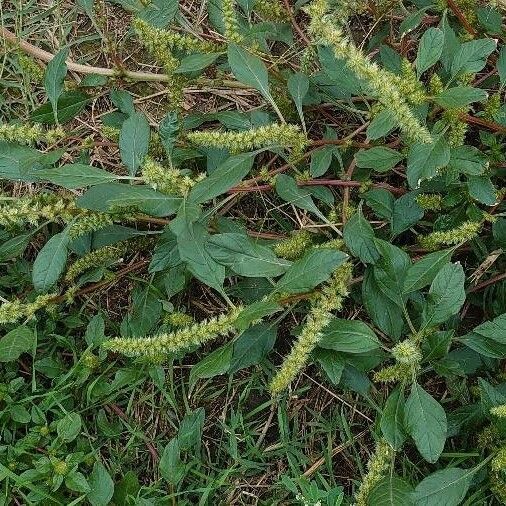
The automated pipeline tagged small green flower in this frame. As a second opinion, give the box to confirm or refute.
[187,123,309,156]
[305,0,432,144]
[392,339,422,365]
[222,0,244,43]
[141,157,199,196]
[0,293,58,324]
[269,262,352,394]
[65,244,125,282]
[492,447,506,472]
[418,220,481,250]
[0,123,65,145]
[415,193,442,211]
[103,306,243,358]
[354,439,394,506]
[273,230,313,260]
[491,404,506,418]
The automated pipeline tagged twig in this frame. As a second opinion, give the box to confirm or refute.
[467,272,506,293]
[461,113,506,134]
[1,27,246,89]
[282,0,310,45]
[446,0,478,37]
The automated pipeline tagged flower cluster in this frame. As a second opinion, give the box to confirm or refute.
[141,157,199,196]
[418,220,482,250]
[354,440,394,506]
[0,194,76,228]
[442,107,469,147]
[163,311,194,327]
[132,19,220,55]
[269,262,352,395]
[491,404,506,418]
[253,0,287,21]
[0,293,57,324]
[492,448,506,472]
[375,338,421,383]
[305,0,432,144]
[187,124,309,156]
[102,306,243,358]
[0,123,65,145]
[273,230,313,260]
[64,243,126,282]
[222,0,244,43]
[17,53,44,83]
[132,18,188,106]
[67,213,114,240]
[415,193,442,211]
[396,59,426,105]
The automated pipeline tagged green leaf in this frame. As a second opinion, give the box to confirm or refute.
[381,387,407,450]
[364,188,394,220]
[0,142,46,181]
[32,232,69,292]
[189,154,253,203]
[172,220,225,295]
[362,268,404,339]
[149,228,180,273]
[208,233,291,277]
[399,7,429,36]
[65,471,91,494]
[434,87,488,108]
[314,349,345,385]
[87,462,114,506]
[234,300,282,331]
[228,43,270,92]
[44,48,69,122]
[310,147,333,177]
[0,326,34,362]
[448,145,488,175]
[227,43,278,112]
[189,342,233,389]
[110,89,135,115]
[373,239,411,309]
[229,323,277,373]
[178,408,205,450]
[407,137,450,188]
[368,475,414,506]
[275,174,326,221]
[159,111,179,158]
[77,183,181,217]
[460,313,506,358]
[413,467,475,506]
[405,383,447,463]
[451,38,496,77]
[355,147,403,173]
[318,319,380,353]
[288,72,309,130]
[416,27,444,75]
[403,249,453,293]
[0,234,31,261]
[175,53,222,74]
[31,90,90,124]
[119,112,150,175]
[159,438,185,484]
[498,45,506,88]
[37,163,117,189]
[111,471,139,505]
[366,109,397,140]
[467,175,497,205]
[273,249,347,295]
[423,263,465,327]
[57,412,82,442]
[391,192,424,236]
[138,0,179,27]
[343,207,380,263]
